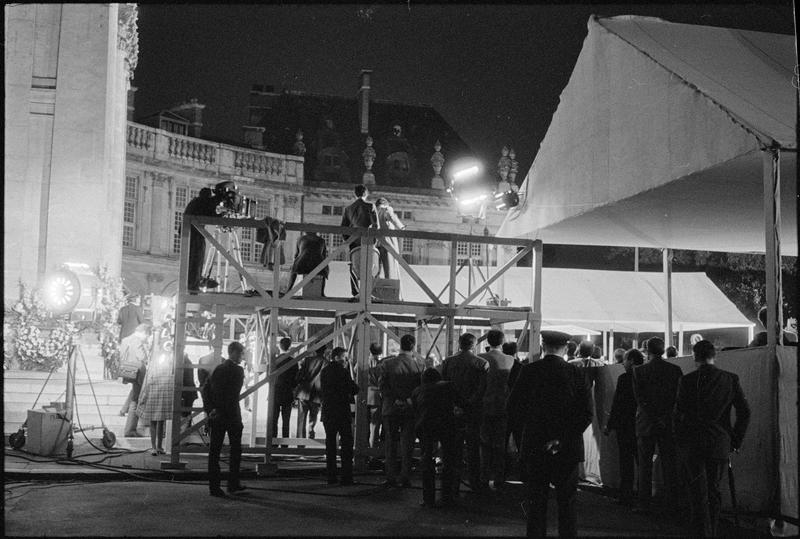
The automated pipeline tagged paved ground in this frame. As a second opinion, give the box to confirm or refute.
[4,440,773,537]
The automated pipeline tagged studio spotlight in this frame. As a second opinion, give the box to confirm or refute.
[42,269,82,315]
[494,190,520,210]
[452,164,482,182]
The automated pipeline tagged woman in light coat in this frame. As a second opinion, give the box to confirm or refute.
[375,197,405,280]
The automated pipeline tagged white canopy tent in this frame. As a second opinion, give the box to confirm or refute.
[497,15,797,519]
[320,262,751,335]
[499,15,796,254]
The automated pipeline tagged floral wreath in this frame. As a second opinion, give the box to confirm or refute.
[5,265,127,372]
[8,282,80,371]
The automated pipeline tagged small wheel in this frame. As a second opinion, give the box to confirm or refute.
[101,429,116,449]
[9,430,26,450]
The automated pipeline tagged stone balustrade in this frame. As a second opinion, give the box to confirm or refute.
[126,122,303,184]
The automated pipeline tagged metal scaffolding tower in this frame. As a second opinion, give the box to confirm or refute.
[165,214,542,473]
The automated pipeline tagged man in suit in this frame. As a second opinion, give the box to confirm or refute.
[568,340,605,368]
[632,337,683,512]
[508,331,592,537]
[674,340,750,537]
[204,341,246,497]
[184,187,221,292]
[604,348,645,505]
[117,295,143,341]
[287,231,329,296]
[341,184,379,298]
[295,347,326,440]
[272,337,299,446]
[380,334,424,487]
[440,332,488,495]
[478,329,515,491]
[320,347,360,485]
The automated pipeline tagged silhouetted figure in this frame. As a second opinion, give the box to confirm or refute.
[320,347,359,485]
[508,331,592,537]
[674,340,750,537]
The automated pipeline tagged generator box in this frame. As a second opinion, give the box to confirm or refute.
[301,275,325,298]
[26,409,70,456]
[373,278,400,301]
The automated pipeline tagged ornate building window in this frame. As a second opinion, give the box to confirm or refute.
[122,176,139,248]
[173,187,197,254]
[456,241,482,264]
[401,237,414,264]
[322,205,343,216]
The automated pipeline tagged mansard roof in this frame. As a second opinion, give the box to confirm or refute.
[252,89,475,188]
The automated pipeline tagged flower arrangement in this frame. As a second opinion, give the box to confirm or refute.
[8,282,80,371]
[92,265,127,378]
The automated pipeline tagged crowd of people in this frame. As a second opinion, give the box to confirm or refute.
[195,326,751,537]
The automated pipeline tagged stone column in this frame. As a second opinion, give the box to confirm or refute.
[149,172,172,256]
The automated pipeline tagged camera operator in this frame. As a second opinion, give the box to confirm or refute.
[184,186,221,293]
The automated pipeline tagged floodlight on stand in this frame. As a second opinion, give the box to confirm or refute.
[42,269,82,315]
[452,164,482,182]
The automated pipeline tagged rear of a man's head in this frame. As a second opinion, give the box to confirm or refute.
[692,340,716,363]
[646,337,665,357]
[578,340,594,358]
[666,346,678,358]
[369,342,383,356]
[421,367,441,385]
[566,340,577,357]
[331,346,347,361]
[502,341,518,357]
[400,334,415,352]
[613,348,626,364]
[228,341,244,361]
[459,333,476,351]
[279,337,292,352]
[354,184,368,198]
[486,329,505,348]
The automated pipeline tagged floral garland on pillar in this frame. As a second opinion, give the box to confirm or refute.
[92,265,127,378]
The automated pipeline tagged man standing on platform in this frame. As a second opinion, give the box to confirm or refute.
[184,187,221,293]
[380,334,423,487]
[632,337,683,513]
[674,340,750,537]
[287,231,329,297]
[341,184,378,300]
[440,333,488,495]
[478,329,514,491]
[320,347,359,485]
[204,341,246,497]
[508,331,592,538]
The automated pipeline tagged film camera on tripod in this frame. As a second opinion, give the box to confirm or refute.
[213,180,256,220]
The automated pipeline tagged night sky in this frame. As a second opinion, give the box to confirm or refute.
[135,3,794,178]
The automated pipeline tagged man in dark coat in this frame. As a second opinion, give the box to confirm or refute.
[632,337,683,512]
[440,332,488,495]
[478,329,514,491]
[380,334,423,487]
[320,347,359,485]
[272,337,299,446]
[340,184,378,298]
[184,187,220,292]
[604,348,644,505]
[287,231,329,296]
[411,367,464,507]
[295,347,326,439]
[204,341,246,497]
[117,295,143,341]
[674,340,750,537]
[508,330,592,537]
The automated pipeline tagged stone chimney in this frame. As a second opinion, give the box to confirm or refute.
[357,70,372,135]
[243,84,277,149]
[127,86,137,121]
[170,98,205,138]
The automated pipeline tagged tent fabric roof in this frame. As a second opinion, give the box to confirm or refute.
[600,16,796,149]
[322,262,752,333]
[499,15,797,254]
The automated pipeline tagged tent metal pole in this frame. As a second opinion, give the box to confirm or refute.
[762,146,782,517]
[663,248,673,347]
[530,241,543,359]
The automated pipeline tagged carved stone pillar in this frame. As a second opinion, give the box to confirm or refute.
[362,135,376,185]
[508,147,519,192]
[149,172,172,256]
[117,4,139,89]
[497,146,511,193]
[430,140,445,190]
